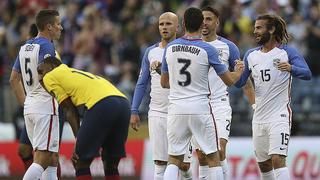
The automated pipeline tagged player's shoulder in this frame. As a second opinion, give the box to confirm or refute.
[26,37,52,46]
[277,44,298,55]
[244,46,261,57]
[218,36,239,50]
[143,42,160,56]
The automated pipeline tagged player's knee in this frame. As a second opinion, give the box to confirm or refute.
[154,160,167,166]
[196,149,208,166]
[271,155,286,168]
[258,159,273,172]
[18,144,33,159]
[179,162,190,171]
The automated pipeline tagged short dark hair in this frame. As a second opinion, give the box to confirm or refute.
[36,9,59,31]
[43,56,62,67]
[201,6,220,18]
[29,23,38,38]
[256,14,290,44]
[184,7,204,33]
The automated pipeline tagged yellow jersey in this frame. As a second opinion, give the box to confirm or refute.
[43,64,126,109]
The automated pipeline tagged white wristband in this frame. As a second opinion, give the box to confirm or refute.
[252,104,256,111]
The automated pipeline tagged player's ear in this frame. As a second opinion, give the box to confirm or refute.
[269,26,275,35]
[47,24,52,31]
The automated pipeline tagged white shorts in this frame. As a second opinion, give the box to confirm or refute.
[167,114,219,156]
[148,115,193,163]
[211,98,232,141]
[25,114,60,152]
[253,121,291,162]
[148,116,168,161]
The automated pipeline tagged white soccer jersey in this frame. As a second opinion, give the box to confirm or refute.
[247,47,291,123]
[162,37,227,115]
[148,46,169,116]
[207,37,240,101]
[13,37,59,115]
[131,43,169,117]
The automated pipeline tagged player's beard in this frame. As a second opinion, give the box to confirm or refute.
[256,31,271,45]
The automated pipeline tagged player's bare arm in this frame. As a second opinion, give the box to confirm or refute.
[219,60,244,86]
[242,78,255,106]
[130,114,140,131]
[160,72,170,88]
[60,97,80,137]
[9,70,26,106]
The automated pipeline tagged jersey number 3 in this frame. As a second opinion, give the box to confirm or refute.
[25,58,33,86]
[178,58,191,86]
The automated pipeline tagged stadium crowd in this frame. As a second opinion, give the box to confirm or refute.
[0,0,319,137]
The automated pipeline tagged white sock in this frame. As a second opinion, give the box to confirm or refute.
[23,163,44,180]
[180,168,192,180]
[209,166,224,180]
[42,166,58,180]
[154,164,167,180]
[199,165,209,180]
[220,159,228,179]
[274,167,290,180]
[261,170,276,180]
[164,164,179,180]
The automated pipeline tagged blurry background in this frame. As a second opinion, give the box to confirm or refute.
[0,0,319,179]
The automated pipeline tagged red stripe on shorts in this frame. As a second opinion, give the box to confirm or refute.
[47,115,53,150]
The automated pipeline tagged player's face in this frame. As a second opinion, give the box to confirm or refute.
[49,16,63,40]
[202,11,219,36]
[159,17,177,41]
[254,20,271,45]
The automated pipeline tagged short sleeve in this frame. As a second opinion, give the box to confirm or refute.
[38,42,56,64]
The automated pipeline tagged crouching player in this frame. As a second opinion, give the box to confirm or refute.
[37,56,130,180]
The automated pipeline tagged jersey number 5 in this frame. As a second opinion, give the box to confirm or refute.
[25,58,33,86]
[178,58,191,86]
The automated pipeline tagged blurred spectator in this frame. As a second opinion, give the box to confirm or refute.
[306,3,320,75]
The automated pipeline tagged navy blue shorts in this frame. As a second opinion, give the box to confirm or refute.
[75,96,130,161]
[19,107,65,145]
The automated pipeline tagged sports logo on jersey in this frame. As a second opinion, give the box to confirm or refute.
[273,58,280,67]
[218,50,223,58]
[44,54,51,59]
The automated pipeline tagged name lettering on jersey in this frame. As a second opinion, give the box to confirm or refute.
[172,45,200,55]
[280,114,287,117]
[25,44,35,51]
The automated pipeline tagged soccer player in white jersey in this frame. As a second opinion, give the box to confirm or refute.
[9,9,63,180]
[190,6,255,179]
[235,14,312,180]
[161,7,244,180]
[130,12,192,179]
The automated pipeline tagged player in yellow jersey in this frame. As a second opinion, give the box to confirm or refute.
[37,56,130,180]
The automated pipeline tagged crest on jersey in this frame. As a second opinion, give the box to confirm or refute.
[273,58,280,67]
[44,54,51,59]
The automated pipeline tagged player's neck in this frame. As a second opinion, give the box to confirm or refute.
[202,33,217,42]
[261,39,278,53]
[184,31,201,39]
[37,32,52,41]
[160,36,175,48]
